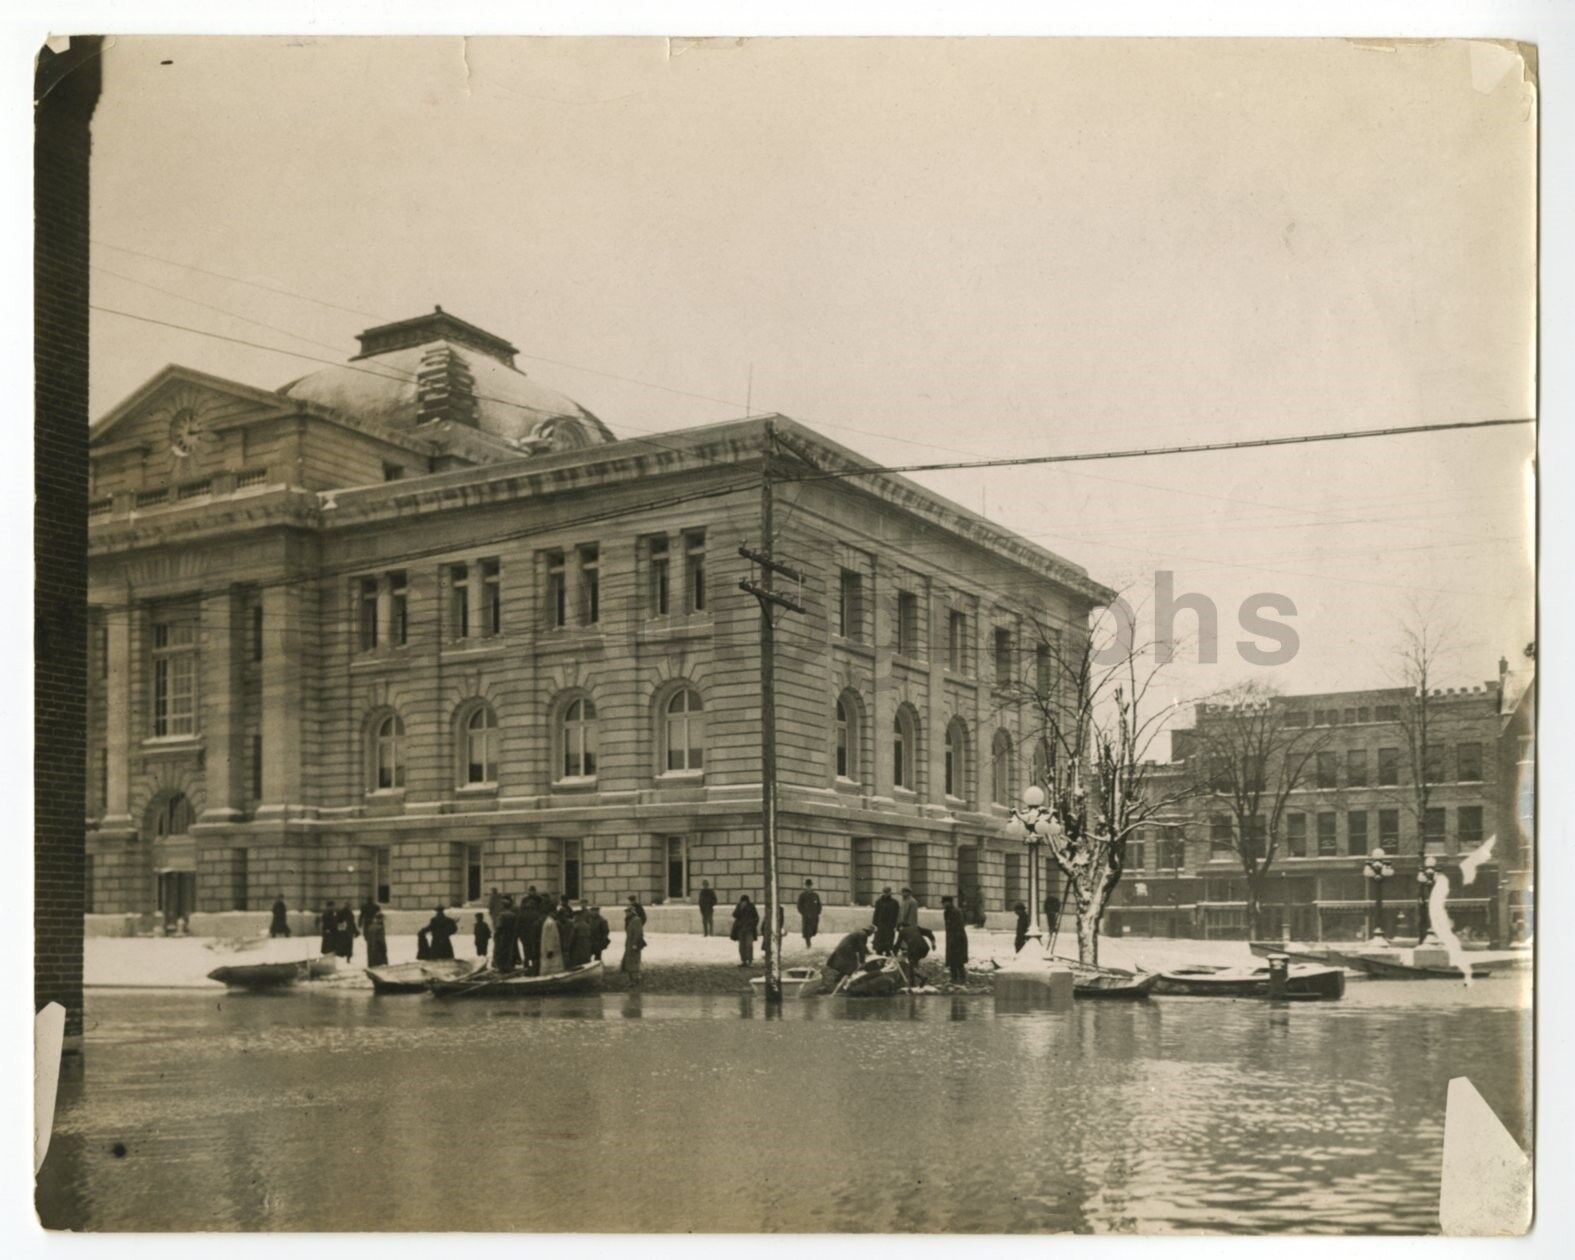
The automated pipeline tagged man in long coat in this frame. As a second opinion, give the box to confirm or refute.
[871,888,900,955]
[899,887,920,930]
[364,908,389,967]
[591,905,611,962]
[539,911,565,975]
[426,907,457,960]
[697,881,718,936]
[494,899,518,972]
[796,880,822,948]
[319,901,337,955]
[568,904,598,968]
[941,895,969,984]
[487,887,504,930]
[334,903,359,961]
[269,896,291,938]
[518,898,544,975]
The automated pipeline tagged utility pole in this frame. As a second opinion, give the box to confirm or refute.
[738,419,805,1004]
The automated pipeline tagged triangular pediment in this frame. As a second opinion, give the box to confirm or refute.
[90,365,292,452]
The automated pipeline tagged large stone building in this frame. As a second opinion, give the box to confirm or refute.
[85,308,1112,926]
[1108,674,1527,943]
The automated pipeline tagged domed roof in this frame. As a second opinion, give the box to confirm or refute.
[281,308,615,449]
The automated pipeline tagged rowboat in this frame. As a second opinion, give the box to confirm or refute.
[207,961,306,990]
[839,959,909,997]
[1061,960,1156,999]
[1354,955,1495,981]
[365,959,476,994]
[749,966,824,998]
[1151,962,1345,1000]
[428,961,604,997]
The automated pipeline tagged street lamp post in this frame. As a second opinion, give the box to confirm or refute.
[1416,855,1439,944]
[1004,785,1064,953]
[1363,848,1395,942]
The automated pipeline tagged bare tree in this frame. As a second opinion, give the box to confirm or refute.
[1002,606,1197,966]
[1387,602,1458,839]
[1179,681,1329,936]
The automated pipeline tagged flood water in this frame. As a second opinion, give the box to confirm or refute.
[38,978,1532,1234]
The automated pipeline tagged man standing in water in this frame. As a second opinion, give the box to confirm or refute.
[796,879,822,948]
[941,895,969,985]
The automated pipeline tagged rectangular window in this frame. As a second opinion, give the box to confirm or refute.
[685,531,706,613]
[665,835,688,899]
[375,848,391,904]
[1358,707,1370,723]
[1283,710,1308,727]
[1378,746,1400,787]
[545,550,567,628]
[1286,813,1307,858]
[1456,742,1483,783]
[837,569,864,640]
[465,843,483,902]
[1209,815,1233,854]
[561,839,582,901]
[1316,751,1338,789]
[994,627,1013,685]
[1129,840,1146,871]
[1458,805,1484,848]
[1163,827,1185,870]
[1376,704,1401,722]
[382,462,405,482]
[1424,743,1446,784]
[481,559,501,635]
[579,546,600,625]
[1245,816,1267,861]
[232,849,249,911]
[896,590,919,655]
[948,610,968,672]
[357,577,379,651]
[389,571,408,647]
[1423,808,1447,854]
[250,603,264,662]
[648,536,670,617]
[1346,748,1368,787]
[1316,813,1338,856]
[1379,808,1400,849]
[1347,810,1368,856]
[1343,708,1357,725]
[449,563,470,638]
[151,619,196,737]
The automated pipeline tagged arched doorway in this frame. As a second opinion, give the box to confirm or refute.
[145,791,196,924]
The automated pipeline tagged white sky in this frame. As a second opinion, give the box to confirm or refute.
[86,35,1537,726]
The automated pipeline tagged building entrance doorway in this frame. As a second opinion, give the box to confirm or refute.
[146,791,197,925]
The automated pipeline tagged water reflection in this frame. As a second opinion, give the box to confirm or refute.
[37,984,1530,1234]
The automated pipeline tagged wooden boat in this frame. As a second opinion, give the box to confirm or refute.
[749,966,824,998]
[838,958,910,997]
[428,961,603,997]
[207,961,306,990]
[365,959,475,994]
[1062,960,1156,999]
[1354,955,1495,981]
[1151,962,1345,1000]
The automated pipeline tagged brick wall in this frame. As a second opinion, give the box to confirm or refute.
[35,37,101,1043]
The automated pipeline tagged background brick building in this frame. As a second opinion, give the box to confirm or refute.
[85,309,1112,928]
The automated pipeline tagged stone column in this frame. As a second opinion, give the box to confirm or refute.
[257,582,304,816]
[102,605,133,827]
[199,587,243,821]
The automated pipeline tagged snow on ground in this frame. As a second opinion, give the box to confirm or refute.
[85,926,1257,990]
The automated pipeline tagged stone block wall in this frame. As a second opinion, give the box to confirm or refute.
[88,839,150,916]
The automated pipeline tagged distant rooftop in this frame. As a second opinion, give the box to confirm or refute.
[352,306,521,367]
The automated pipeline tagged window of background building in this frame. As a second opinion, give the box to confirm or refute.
[1210,815,1233,855]
[463,843,484,902]
[1424,743,1446,784]
[481,559,501,635]
[383,462,404,481]
[666,835,689,899]
[834,695,859,781]
[462,705,498,785]
[991,730,1012,806]
[648,536,670,617]
[893,709,916,792]
[1129,838,1145,871]
[1344,708,1357,724]
[837,569,864,640]
[1286,812,1307,857]
[371,714,405,791]
[1358,707,1370,723]
[663,687,705,772]
[545,550,566,628]
[561,839,581,900]
[1347,810,1368,856]
[1378,746,1400,786]
[947,610,968,672]
[357,577,379,651]
[1163,827,1186,870]
[1316,751,1338,789]
[151,617,197,737]
[390,571,408,646]
[1317,812,1337,856]
[1423,808,1447,854]
[685,531,706,613]
[944,719,969,801]
[994,627,1013,685]
[1457,742,1483,782]
[1283,710,1308,727]
[1245,815,1267,861]
[1379,808,1400,849]
[896,590,919,655]
[579,546,600,625]
[1459,805,1484,849]
[561,697,597,779]
[375,848,391,903]
[1346,748,1368,787]
[449,562,470,638]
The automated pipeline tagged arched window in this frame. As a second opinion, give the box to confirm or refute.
[148,792,194,837]
[944,718,969,802]
[992,730,1013,806]
[459,703,498,786]
[663,687,705,772]
[834,692,862,782]
[370,713,405,791]
[893,706,918,792]
[560,696,598,779]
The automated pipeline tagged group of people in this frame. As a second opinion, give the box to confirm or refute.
[316,897,397,968]
[816,886,977,990]
[483,887,647,985]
